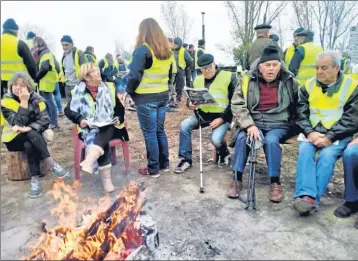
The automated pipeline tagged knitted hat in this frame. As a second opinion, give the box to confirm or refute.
[259,45,280,64]
[26,31,36,39]
[269,34,279,42]
[60,35,73,44]
[183,43,188,48]
[293,27,305,36]
[2,18,19,31]
[174,37,182,46]
[198,39,205,46]
[189,44,194,48]
[197,53,214,67]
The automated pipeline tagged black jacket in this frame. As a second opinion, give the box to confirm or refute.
[35,48,60,83]
[1,92,49,132]
[296,72,358,142]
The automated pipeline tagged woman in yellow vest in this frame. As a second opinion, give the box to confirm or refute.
[33,37,60,129]
[126,18,176,178]
[1,72,69,198]
[64,63,129,193]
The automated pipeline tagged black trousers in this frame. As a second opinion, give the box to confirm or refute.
[1,81,8,99]
[79,125,129,167]
[185,67,191,87]
[4,130,51,177]
[175,70,185,101]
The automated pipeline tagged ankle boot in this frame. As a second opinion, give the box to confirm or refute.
[99,165,114,193]
[80,145,104,174]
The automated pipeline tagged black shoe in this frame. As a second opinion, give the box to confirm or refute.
[174,158,192,174]
[218,154,231,168]
[334,202,358,218]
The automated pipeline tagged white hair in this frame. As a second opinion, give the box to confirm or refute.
[316,50,342,67]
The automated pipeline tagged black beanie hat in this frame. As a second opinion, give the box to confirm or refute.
[197,53,214,67]
[2,18,19,31]
[189,44,194,48]
[60,35,73,44]
[259,45,280,64]
[198,39,205,46]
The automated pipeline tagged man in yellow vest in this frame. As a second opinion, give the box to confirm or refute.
[289,30,323,86]
[195,39,206,76]
[229,45,299,202]
[26,31,36,52]
[293,50,358,215]
[98,53,118,91]
[174,53,236,174]
[341,52,352,74]
[173,37,193,105]
[60,35,87,102]
[84,46,97,64]
[284,27,305,69]
[1,18,37,98]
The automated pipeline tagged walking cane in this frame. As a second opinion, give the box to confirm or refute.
[194,109,204,193]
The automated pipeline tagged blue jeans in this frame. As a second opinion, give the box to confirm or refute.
[115,78,127,94]
[232,128,288,176]
[40,90,58,126]
[294,137,352,204]
[178,114,230,161]
[343,144,358,202]
[136,100,169,174]
[191,70,197,81]
[53,82,63,113]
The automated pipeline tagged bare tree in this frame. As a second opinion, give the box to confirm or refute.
[160,1,193,42]
[292,1,314,30]
[114,40,133,61]
[18,23,55,51]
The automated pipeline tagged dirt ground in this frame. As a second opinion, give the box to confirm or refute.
[1,101,357,260]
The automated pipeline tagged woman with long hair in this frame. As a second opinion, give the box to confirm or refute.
[126,17,176,178]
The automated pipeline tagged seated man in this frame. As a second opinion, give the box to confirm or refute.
[174,53,236,173]
[229,45,299,203]
[334,136,358,229]
[293,50,358,215]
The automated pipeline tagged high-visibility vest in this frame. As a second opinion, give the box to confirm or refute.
[70,82,124,133]
[38,52,58,92]
[102,57,118,71]
[296,42,323,85]
[284,45,295,69]
[304,75,358,130]
[0,34,28,81]
[136,43,173,94]
[178,47,186,70]
[85,53,97,64]
[341,57,352,74]
[193,70,231,113]
[0,97,46,142]
[60,48,82,80]
[195,47,205,69]
[26,39,34,50]
[349,73,358,80]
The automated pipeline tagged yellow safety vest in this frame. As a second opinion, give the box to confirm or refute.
[1,97,46,142]
[70,83,124,133]
[0,34,28,81]
[349,73,358,80]
[26,39,34,50]
[85,53,97,65]
[38,52,58,92]
[296,42,323,85]
[60,48,82,81]
[136,43,173,94]
[195,47,205,69]
[304,75,358,130]
[102,57,118,71]
[284,45,295,69]
[341,57,352,74]
[193,70,231,113]
[178,47,186,70]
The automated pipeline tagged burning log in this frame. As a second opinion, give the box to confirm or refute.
[26,181,147,261]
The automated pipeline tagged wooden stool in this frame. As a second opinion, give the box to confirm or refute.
[5,151,48,181]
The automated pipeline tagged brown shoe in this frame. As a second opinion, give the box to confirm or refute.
[269,183,284,203]
[227,180,242,199]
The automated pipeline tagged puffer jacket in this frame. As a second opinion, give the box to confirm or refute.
[229,58,299,147]
[1,91,49,132]
[296,72,358,142]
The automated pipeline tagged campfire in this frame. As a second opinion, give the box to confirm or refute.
[26,180,156,260]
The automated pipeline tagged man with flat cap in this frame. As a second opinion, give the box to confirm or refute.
[174,53,237,173]
[269,34,280,43]
[284,27,305,69]
[195,39,206,76]
[245,24,283,70]
[288,30,323,86]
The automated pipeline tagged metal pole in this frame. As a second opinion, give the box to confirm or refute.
[201,12,205,41]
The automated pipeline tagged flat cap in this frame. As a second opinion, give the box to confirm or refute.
[295,29,314,37]
[269,34,279,42]
[294,27,305,36]
[197,53,214,67]
[254,24,272,30]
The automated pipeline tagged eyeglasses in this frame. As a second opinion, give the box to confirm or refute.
[200,63,213,72]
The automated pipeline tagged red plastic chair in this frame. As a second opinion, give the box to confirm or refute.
[72,123,130,182]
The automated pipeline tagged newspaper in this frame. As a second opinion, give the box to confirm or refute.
[116,71,129,79]
[184,87,216,106]
[88,117,119,128]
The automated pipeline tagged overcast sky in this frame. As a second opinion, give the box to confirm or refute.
[2,1,299,65]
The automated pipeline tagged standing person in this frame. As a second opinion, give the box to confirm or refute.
[115,54,128,94]
[59,35,87,102]
[53,82,64,116]
[341,52,352,75]
[84,46,97,64]
[183,43,191,87]
[173,37,193,104]
[245,24,283,70]
[126,17,176,178]
[269,34,280,44]
[33,37,60,129]
[1,72,69,198]
[284,27,305,69]
[188,44,197,81]
[289,30,323,86]
[167,38,178,111]
[26,31,36,51]
[195,39,206,76]
[1,18,37,98]
[98,53,118,90]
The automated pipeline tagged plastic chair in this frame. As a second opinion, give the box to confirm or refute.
[72,123,130,182]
